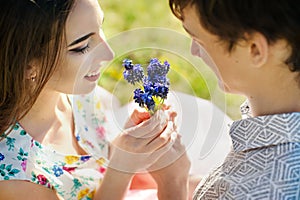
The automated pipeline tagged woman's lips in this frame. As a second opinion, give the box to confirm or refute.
[84,71,100,82]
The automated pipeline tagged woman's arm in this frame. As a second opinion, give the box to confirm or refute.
[94,109,175,199]
[0,180,62,200]
[93,168,133,200]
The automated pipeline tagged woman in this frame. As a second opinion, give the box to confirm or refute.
[0,0,190,199]
[169,0,300,199]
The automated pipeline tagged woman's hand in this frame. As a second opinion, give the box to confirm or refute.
[109,109,176,173]
[96,109,176,200]
[123,109,151,129]
[148,109,191,200]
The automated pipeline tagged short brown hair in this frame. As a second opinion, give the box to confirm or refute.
[169,0,300,71]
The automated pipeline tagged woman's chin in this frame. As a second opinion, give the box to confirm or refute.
[72,82,97,95]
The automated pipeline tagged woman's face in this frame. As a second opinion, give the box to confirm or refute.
[45,0,114,94]
[182,5,252,94]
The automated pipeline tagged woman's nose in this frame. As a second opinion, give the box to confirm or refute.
[99,41,114,62]
[92,31,115,63]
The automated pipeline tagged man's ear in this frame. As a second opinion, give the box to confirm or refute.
[247,32,269,68]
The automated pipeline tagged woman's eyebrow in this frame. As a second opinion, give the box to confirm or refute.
[68,32,95,47]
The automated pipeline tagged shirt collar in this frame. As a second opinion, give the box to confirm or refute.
[240,100,252,119]
[230,102,300,152]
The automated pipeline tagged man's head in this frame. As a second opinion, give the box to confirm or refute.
[169,0,300,71]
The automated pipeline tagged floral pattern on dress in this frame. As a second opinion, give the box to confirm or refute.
[0,87,113,200]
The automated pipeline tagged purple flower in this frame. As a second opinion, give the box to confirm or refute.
[163,60,170,68]
[123,58,170,114]
[133,88,145,107]
[123,62,144,85]
[147,59,170,84]
[143,79,154,94]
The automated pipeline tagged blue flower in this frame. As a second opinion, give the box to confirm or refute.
[123,58,170,114]
[0,153,4,161]
[133,88,145,107]
[133,89,155,111]
[143,79,154,94]
[153,83,169,99]
[143,80,169,95]
[163,60,170,68]
[75,134,80,141]
[80,155,91,162]
[122,59,134,70]
[142,93,155,111]
[52,165,63,177]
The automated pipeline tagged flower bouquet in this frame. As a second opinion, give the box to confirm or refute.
[122,58,170,115]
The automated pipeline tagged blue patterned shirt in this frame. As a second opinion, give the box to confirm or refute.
[193,104,300,199]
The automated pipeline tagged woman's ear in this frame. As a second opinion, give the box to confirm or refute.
[25,62,38,82]
[247,32,269,68]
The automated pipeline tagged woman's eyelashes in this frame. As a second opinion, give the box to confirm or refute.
[69,44,90,54]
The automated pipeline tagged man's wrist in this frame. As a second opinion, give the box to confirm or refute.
[156,177,189,200]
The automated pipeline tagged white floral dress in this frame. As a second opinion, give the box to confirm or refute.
[0,87,116,200]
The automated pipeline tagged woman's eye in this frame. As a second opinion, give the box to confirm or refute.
[69,44,90,54]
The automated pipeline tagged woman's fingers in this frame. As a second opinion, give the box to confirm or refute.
[169,111,177,122]
[124,109,151,129]
[132,109,151,124]
[125,110,168,138]
[109,108,182,173]
[146,121,177,151]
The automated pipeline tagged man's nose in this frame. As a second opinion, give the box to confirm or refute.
[190,39,200,57]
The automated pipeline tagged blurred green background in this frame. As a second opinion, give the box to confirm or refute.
[98,0,245,120]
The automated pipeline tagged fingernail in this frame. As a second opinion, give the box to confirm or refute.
[160,121,174,137]
[160,116,169,127]
[168,121,174,129]
[171,132,177,141]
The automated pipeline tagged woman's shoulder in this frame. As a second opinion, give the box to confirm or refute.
[0,124,32,181]
[0,180,60,200]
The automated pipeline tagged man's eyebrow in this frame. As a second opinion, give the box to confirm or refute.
[68,32,95,47]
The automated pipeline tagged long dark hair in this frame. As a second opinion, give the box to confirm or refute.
[0,0,75,136]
